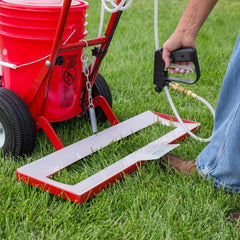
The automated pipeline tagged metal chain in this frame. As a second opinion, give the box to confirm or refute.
[80,40,94,109]
[80,40,98,133]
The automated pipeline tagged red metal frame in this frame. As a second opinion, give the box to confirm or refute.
[93,96,119,125]
[27,0,123,149]
[35,116,65,150]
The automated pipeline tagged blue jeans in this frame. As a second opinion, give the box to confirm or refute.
[196,32,240,193]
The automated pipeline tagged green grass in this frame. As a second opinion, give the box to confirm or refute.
[1,0,240,239]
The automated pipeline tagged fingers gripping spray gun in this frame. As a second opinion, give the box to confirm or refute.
[154,47,201,92]
[153,47,215,142]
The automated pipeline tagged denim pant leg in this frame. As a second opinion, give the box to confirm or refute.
[196,32,240,193]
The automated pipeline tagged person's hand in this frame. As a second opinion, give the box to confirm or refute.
[162,31,196,74]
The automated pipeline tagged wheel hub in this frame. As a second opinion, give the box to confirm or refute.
[0,122,5,148]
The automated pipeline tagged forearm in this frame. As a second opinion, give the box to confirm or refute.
[163,0,219,68]
[175,0,219,39]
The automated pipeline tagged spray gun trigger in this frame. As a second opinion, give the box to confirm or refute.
[169,63,195,73]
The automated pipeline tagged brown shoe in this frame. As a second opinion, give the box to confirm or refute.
[228,211,240,221]
[162,153,198,176]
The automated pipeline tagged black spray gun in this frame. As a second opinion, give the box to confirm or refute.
[154,47,201,94]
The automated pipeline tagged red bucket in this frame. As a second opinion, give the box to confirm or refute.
[0,0,89,122]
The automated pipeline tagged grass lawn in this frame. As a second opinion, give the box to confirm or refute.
[1,0,240,239]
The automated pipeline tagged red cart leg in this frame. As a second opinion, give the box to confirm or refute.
[93,95,119,125]
[36,116,64,151]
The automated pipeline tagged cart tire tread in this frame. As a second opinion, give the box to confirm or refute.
[0,88,35,157]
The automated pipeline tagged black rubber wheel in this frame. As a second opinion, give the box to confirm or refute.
[92,73,112,123]
[0,88,36,157]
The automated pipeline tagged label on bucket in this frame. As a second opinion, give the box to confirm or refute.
[61,55,78,108]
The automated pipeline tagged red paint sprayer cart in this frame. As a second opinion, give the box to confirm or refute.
[0,0,199,204]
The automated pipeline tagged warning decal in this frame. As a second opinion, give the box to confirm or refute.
[63,66,77,85]
[61,54,78,108]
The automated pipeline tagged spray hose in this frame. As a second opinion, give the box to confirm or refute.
[98,0,133,38]
[167,83,215,142]
[154,0,215,142]
[101,0,133,13]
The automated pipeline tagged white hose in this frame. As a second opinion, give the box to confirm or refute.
[164,86,214,142]
[101,0,134,13]
[98,3,105,38]
[154,0,215,142]
[196,95,215,118]
[98,0,133,38]
[154,0,159,50]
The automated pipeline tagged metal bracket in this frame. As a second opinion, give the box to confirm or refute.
[16,111,199,204]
